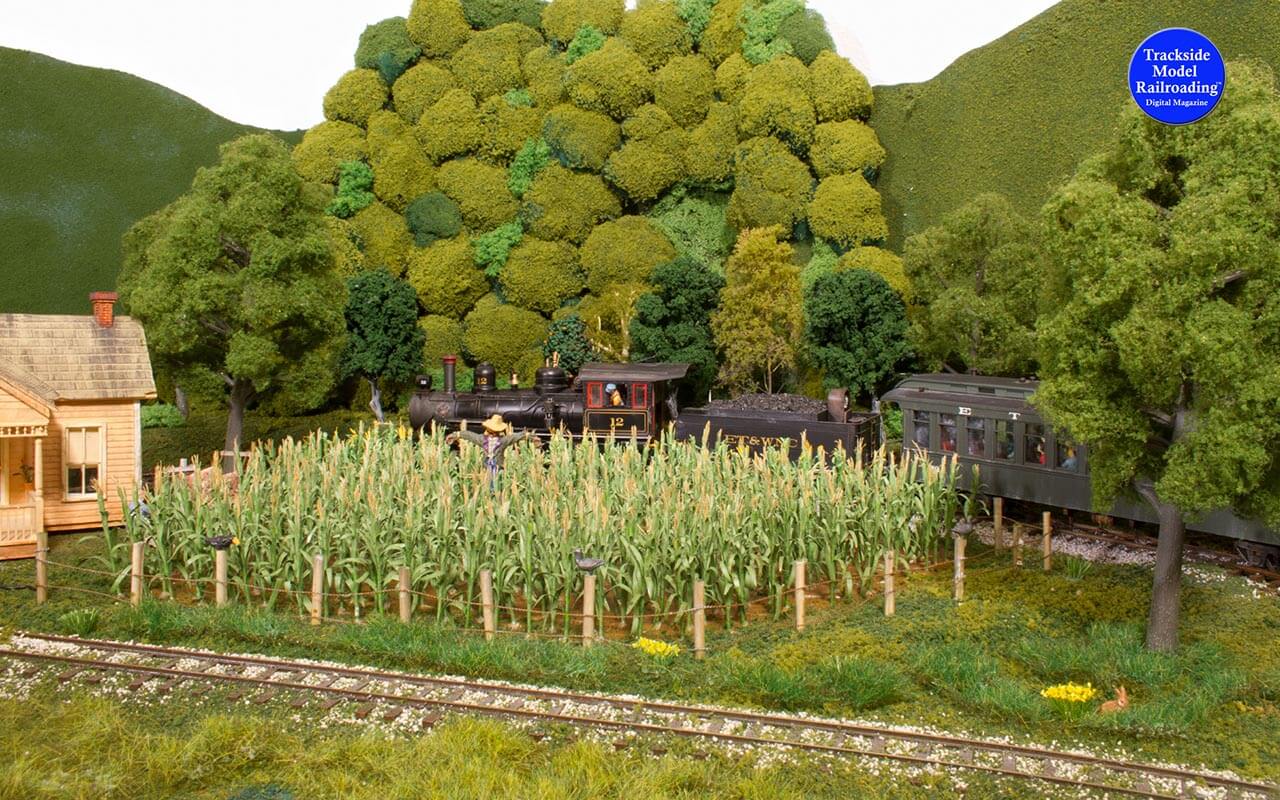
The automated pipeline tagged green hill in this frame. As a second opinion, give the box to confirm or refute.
[872,0,1280,249]
[0,48,301,314]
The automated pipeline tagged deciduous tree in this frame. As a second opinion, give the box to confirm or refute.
[711,226,801,393]
[631,256,724,403]
[340,269,425,422]
[803,269,908,399]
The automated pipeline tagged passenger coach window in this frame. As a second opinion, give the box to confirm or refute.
[994,420,1015,461]
[911,410,930,448]
[965,418,986,457]
[939,414,957,452]
[1057,442,1079,471]
[1025,424,1047,466]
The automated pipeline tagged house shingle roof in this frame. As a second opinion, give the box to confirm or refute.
[0,314,156,401]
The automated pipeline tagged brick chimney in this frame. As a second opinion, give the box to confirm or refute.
[89,291,118,328]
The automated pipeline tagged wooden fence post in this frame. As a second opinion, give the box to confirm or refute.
[153,464,162,492]
[398,566,412,623]
[35,530,48,605]
[581,574,596,647]
[1042,511,1053,572]
[480,570,495,642]
[692,580,706,659]
[793,559,807,632]
[130,541,144,607]
[883,551,896,617]
[310,553,324,625]
[1013,524,1024,568]
[214,548,228,607]
[953,534,966,603]
[993,497,1004,549]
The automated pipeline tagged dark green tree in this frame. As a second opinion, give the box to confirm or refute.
[543,313,595,374]
[118,134,346,463]
[630,256,724,403]
[1036,62,1280,651]
[341,268,426,422]
[904,193,1039,376]
[803,269,908,400]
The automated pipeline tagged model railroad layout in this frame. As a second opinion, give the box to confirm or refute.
[2,633,1274,800]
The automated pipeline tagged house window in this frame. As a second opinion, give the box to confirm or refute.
[65,425,103,499]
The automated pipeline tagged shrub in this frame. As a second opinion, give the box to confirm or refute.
[463,294,550,373]
[323,68,389,128]
[391,61,458,124]
[355,17,422,84]
[542,104,621,172]
[726,136,813,232]
[630,255,724,402]
[811,120,885,180]
[581,216,675,293]
[564,25,605,64]
[437,158,519,230]
[420,314,465,366]
[292,121,368,183]
[507,138,552,197]
[574,283,649,361]
[472,220,524,277]
[478,95,545,162]
[649,189,733,271]
[808,173,887,249]
[713,52,752,105]
[504,87,533,107]
[619,0,692,69]
[541,0,624,45]
[684,102,737,186]
[500,238,584,313]
[350,201,414,275]
[415,89,483,163]
[406,0,472,57]
[57,608,101,637]
[621,104,675,141]
[563,39,653,120]
[522,46,566,108]
[405,192,464,246]
[542,314,595,372]
[326,217,368,278]
[741,0,804,65]
[803,268,909,397]
[654,54,716,126]
[461,0,546,29]
[369,130,438,212]
[798,236,837,292]
[449,24,534,100]
[141,403,185,429]
[326,161,376,218]
[738,55,815,154]
[775,6,834,65]
[810,50,872,122]
[605,130,687,202]
[406,236,489,317]
[522,164,621,243]
[700,0,745,65]
[837,246,911,302]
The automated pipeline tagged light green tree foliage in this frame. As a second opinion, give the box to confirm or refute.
[675,0,715,44]
[416,89,484,162]
[541,0,624,44]
[406,235,489,318]
[684,102,737,185]
[581,216,676,293]
[699,0,745,65]
[450,24,542,100]
[798,236,836,292]
[323,69,389,128]
[420,314,464,367]
[564,39,653,120]
[573,283,649,361]
[811,120,884,179]
[406,0,472,57]
[738,55,815,154]
[565,25,606,64]
[740,0,803,65]
[521,164,621,243]
[1036,63,1280,651]
[727,136,812,231]
[500,238,584,312]
[904,193,1037,376]
[710,226,801,393]
[472,220,524,277]
[461,0,547,29]
[605,129,688,202]
[620,0,692,69]
[810,50,872,123]
[391,61,458,124]
[119,135,346,454]
[836,246,911,304]
[621,104,675,140]
[367,112,437,211]
[437,158,519,229]
[654,54,715,126]
[522,46,566,107]
[478,95,545,162]
[325,217,367,278]
[713,53,752,104]
[542,104,621,171]
[355,17,422,83]
[350,201,414,275]
[292,121,367,183]
[808,173,887,249]
[649,190,732,272]
[463,293,549,374]
[326,161,376,218]
[507,138,552,197]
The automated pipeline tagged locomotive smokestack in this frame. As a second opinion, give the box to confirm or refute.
[443,355,457,393]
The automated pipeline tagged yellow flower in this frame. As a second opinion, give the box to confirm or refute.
[632,637,680,659]
[231,537,240,546]
[1040,681,1097,703]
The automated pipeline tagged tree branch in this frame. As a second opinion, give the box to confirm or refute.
[219,234,252,269]
[198,316,233,337]
[1214,270,1247,290]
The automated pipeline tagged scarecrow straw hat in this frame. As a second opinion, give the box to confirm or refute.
[481,414,510,434]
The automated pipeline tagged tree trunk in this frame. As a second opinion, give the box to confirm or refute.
[174,386,189,420]
[1144,495,1186,652]
[367,377,385,423]
[223,379,254,473]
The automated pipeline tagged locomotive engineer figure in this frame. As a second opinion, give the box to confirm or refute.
[446,414,534,488]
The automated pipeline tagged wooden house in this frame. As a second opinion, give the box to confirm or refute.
[0,292,155,559]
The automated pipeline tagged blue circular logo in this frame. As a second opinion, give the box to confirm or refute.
[1129,28,1225,125]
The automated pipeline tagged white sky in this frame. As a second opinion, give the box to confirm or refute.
[0,0,1058,131]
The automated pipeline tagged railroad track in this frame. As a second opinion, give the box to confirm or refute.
[2,633,1273,799]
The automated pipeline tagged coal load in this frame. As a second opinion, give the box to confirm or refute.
[704,393,827,416]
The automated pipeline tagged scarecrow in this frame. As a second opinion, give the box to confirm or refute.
[446,414,535,488]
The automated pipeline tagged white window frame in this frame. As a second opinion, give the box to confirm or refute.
[63,423,106,502]
[0,441,8,506]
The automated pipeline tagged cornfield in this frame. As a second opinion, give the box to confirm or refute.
[108,427,960,633]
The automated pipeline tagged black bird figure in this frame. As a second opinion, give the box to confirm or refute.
[206,535,235,551]
[573,548,605,574]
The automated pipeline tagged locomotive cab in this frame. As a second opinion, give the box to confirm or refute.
[578,363,689,439]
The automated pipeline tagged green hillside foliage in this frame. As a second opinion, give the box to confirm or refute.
[873,0,1280,249]
[301,0,879,377]
[0,47,300,314]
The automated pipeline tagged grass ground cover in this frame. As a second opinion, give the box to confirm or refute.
[2,532,1277,782]
[142,407,371,470]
